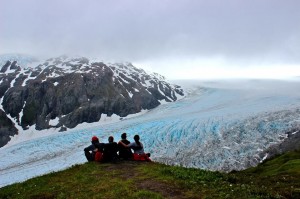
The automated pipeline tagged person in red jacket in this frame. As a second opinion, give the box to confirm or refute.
[84,136,104,162]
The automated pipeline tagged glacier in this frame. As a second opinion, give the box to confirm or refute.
[1,79,300,187]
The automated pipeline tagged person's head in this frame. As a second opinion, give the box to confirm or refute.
[108,136,114,143]
[121,133,127,139]
[133,135,140,142]
[133,134,140,146]
[91,136,99,144]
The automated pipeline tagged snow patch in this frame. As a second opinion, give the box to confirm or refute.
[10,73,21,87]
[222,146,231,150]
[144,80,153,87]
[128,91,133,98]
[5,67,17,74]
[19,101,26,121]
[100,114,121,123]
[22,73,36,86]
[49,117,59,126]
[0,97,4,111]
[260,153,269,163]
[159,99,169,105]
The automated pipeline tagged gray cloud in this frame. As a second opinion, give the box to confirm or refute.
[1,0,300,74]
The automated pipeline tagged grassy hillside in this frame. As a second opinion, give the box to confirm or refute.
[0,151,299,199]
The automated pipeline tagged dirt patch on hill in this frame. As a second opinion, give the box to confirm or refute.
[135,178,188,199]
[101,161,190,198]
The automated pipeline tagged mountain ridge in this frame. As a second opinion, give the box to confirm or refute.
[0,55,184,147]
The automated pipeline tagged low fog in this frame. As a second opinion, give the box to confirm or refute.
[1,0,300,79]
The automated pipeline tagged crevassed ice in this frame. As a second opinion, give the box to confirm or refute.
[0,80,300,187]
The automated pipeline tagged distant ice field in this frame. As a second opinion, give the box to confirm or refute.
[1,79,300,187]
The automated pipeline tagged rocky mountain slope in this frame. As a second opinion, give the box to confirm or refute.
[0,55,184,147]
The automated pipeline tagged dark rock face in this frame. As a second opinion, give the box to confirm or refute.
[0,61,11,73]
[0,109,18,147]
[0,56,184,146]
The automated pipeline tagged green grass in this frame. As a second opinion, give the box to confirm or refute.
[244,151,300,176]
[1,150,299,199]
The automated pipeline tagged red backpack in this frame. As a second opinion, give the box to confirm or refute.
[133,153,151,161]
[95,151,103,162]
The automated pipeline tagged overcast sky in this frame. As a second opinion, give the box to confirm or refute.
[1,0,300,79]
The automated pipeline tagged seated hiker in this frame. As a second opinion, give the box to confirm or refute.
[103,136,119,162]
[84,136,105,162]
[118,134,151,162]
[118,133,133,160]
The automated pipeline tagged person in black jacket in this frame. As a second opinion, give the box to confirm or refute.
[118,133,133,160]
[118,134,151,161]
[84,136,104,162]
[103,136,119,162]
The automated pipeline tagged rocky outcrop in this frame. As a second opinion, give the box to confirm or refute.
[0,55,184,146]
[0,109,18,147]
[259,130,300,162]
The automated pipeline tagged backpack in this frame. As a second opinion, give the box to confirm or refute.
[133,153,151,161]
[94,151,103,162]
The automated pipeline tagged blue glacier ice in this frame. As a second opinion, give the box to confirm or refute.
[0,79,300,187]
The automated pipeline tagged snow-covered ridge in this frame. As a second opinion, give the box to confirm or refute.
[0,55,178,88]
[0,54,184,147]
[0,55,183,103]
[0,54,183,101]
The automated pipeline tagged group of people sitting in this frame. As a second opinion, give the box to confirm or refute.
[84,133,151,162]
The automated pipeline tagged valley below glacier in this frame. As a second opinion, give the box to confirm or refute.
[1,79,300,187]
